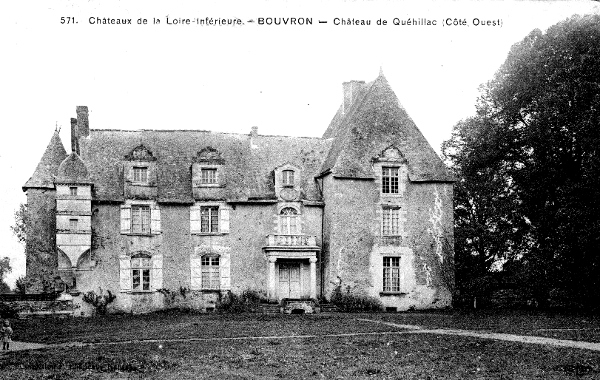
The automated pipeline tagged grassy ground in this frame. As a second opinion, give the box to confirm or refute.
[1,310,600,379]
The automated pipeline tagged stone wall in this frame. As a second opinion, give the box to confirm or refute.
[76,201,323,314]
[322,173,454,310]
[25,189,58,292]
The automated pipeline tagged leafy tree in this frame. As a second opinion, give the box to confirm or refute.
[10,203,27,245]
[444,14,600,308]
[0,257,12,293]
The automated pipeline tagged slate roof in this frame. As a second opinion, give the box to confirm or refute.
[23,73,451,198]
[320,73,455,182]
[23,131,68,190]
[55,153,93,184]
[79,130,332,203]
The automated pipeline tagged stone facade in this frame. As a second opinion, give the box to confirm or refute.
[23,72,454,315]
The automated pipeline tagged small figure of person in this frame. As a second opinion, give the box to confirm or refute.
[1,320,13,350]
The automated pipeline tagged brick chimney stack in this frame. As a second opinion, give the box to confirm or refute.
[342,80,365,114]
[76,106,89,138]
[70,118,79,155]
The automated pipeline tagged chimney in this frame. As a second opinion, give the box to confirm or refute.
[342,80,365,114]
[76,106,89,138]
[70,118,79,155]
[250,126,258,149]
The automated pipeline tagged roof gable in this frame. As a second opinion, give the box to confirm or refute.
[56,153,92,184]
[23,131,68,190]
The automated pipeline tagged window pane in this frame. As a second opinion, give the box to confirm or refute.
[201,168,217,184]
[142,269,150,291]
[383,257,400,292]
[201,255,220,290]
[132,269,140,290]
[133,167,148,183]
[201,206,219,233]
[382,208,400,236]
[131,205,151,233]
[283,170,294,186]
[69,219,78,231]
[382,167,399,194]
[70,187,78,196]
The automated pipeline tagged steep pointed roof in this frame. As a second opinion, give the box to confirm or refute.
[55,153,93,184]
[23,131,68,190]
[320,73,454,182]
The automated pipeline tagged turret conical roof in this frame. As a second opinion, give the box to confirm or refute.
[23,131,68,190]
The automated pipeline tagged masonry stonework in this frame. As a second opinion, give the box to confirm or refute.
[23,71,454,314]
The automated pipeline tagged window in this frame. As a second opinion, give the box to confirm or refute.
[131,205,151,234]
[201,168,217,184]
[201,256,220,290]
[280,207,299,234]
[282,170,295,186]
[69,219,78,231]
[382,167,399,194]
[131,254,151,291]
[383,257,400,292]
[70,187,78,196]
[133,167,148,183]
[382,208,401,236]
[201,206,219,233]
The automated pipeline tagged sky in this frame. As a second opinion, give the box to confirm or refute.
[0,0,598,287]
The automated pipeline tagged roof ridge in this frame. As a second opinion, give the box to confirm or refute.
[90,128,325,140]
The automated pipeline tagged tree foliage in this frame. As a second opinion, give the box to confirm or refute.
[10,203,27,245]
[444,14,600,308]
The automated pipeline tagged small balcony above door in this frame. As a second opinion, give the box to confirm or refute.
[265,234,318,248]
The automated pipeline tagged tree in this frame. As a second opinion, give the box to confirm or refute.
[0,257,12,293]
[444,14,600,308]
[10,203,27,245]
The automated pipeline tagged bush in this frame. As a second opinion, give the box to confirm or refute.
[0,302,18,319]
[330,285,383,312]
[217,290,266,313]
[83,288,117,315]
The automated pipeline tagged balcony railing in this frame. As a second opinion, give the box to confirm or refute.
[266,234,317,247]
[377,235,403,246]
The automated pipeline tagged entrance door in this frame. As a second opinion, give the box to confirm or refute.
[279,263,301,299]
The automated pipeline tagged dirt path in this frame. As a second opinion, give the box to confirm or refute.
[357,318,600,352]
[5,318,600,353]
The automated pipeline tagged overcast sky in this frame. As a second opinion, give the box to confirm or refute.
[0,0,598,287]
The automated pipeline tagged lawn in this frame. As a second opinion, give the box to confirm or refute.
[1,310,600,379]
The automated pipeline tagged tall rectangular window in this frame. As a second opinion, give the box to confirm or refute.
[382,208,401,236]
[133,167,148,183]
[383,257,400,292]
[201,256,220,290]
[201,168,217,184]
[131,256,151,291]
[131,205,151,234]
[201,206,219,233]
[282,170,295,186]
[382,167,399,194]
[69,219,78,231]
[69,187,78,196]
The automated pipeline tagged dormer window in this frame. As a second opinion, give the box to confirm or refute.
[69,187,78,196]
[201,168,218,185]
[282,170,295,187]
[382,167,399,194]
[133,167,148,183]
[193,147,225,191]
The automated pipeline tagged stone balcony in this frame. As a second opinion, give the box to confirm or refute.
[266,234,317,247]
